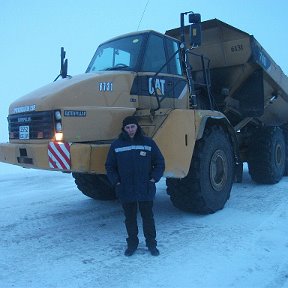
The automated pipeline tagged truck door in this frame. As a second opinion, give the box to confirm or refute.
[132,33,189,109]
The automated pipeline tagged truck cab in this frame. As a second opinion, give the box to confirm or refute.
[7,30,189,146]
[86,30,188,111]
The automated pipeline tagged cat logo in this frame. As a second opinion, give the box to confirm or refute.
[148,78,165,96]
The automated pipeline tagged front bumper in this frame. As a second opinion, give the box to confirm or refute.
[0,142,110,174]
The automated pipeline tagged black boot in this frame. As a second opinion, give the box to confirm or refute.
[124,245,137,256]
[148,246,160,256]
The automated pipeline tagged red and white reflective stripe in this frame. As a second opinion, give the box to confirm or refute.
[48,142,71,170]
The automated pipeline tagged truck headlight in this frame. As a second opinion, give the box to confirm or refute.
[55,122,62,132]
[55,132,63,141]
[54,109,63,140]
[54,110,62,120]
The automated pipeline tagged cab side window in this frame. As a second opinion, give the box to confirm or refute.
[142,34,168,73]
[167,39,182,76]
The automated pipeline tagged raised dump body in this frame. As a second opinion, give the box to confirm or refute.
[166,19,288,127]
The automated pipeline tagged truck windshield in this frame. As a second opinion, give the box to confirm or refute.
[86,34,144,72]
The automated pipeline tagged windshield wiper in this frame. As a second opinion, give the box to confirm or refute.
[104,64,129,71]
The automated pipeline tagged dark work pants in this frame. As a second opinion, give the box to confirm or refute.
[122,201,157,249]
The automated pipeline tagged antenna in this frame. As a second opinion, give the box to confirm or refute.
[137,0,150,31]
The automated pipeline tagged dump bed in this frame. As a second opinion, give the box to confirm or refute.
[166,19,288,126]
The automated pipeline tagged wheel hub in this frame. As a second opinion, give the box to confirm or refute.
[275,143,283,167]
[210,149,228,191]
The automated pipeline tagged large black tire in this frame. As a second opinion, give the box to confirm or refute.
[167,126,234,214]
[72,173,116,200]
[247,126,285,184]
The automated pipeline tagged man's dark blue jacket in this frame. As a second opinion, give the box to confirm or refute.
[105,128,165,203]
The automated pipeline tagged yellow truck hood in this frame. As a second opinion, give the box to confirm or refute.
[9,71,136,114]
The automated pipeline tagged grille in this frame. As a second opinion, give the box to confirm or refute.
[8,111,54,140]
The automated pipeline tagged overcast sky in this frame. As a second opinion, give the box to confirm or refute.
[1,0,287,142]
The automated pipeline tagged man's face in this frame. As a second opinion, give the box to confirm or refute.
[124,124,138,138]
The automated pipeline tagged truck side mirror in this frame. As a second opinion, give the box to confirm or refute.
[180,12,202,47]
[61,59,68,79]
[53,47,69,82]
[190,23,202,47]
[189,13,201,24]
[60,47,68,79]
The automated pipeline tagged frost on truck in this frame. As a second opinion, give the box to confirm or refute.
[1,12,288,214]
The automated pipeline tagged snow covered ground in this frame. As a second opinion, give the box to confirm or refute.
[1,162,288,288]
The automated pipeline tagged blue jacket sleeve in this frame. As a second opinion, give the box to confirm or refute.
[150,140,165,182]
[105,144,120,186]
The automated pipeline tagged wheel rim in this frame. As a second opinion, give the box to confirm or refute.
[210,149,228,191]
[275,143,283,167]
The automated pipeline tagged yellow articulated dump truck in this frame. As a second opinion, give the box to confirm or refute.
[1,12,288,214]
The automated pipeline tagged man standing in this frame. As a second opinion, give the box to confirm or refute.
[105,116,165,256]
